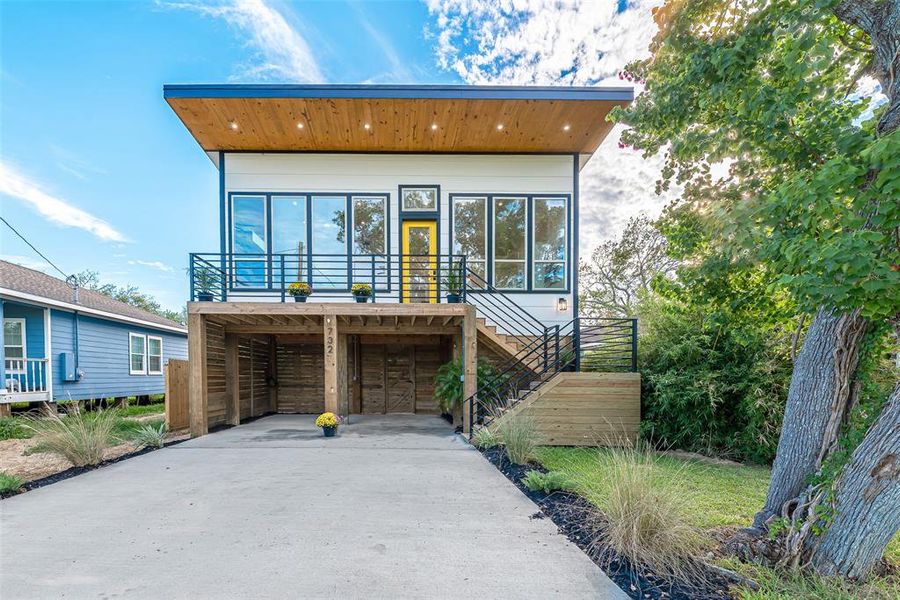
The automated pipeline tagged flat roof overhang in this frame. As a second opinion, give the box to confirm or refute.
[163,84,633,157]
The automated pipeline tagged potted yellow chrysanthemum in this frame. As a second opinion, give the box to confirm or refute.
[315,412,341,437]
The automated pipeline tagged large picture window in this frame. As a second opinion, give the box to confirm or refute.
[533,197,567,289]
[231,195,267,288]
[492,197,527,290]
[452,196,487,283]
[311,196,348,287]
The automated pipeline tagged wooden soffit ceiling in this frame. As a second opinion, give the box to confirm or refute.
[164,84,633,156]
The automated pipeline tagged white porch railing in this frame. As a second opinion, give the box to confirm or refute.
[4,358,50,395]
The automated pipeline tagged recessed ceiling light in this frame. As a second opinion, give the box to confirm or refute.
[496,123,504,130]
[431,123,438,131]
[563,124,571,131]
[229,121,239,130]
[364,123,371,130]
[297,122,304,129]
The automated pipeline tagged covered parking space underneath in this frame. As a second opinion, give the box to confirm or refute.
[186,302,477,437]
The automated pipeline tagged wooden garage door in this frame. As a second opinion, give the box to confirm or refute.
[357,343,442,415]
[276,344,325,413]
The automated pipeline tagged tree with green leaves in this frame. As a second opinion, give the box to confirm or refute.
[579,215,677,317]
[73,270,186,324]
[615,0,899,579]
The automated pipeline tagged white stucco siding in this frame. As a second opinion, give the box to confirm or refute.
[223,153,576,328]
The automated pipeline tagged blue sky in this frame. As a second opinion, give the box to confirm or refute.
[1,0,667,312]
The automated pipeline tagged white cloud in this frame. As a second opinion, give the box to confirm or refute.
[425,0,672,251]
[0,254,53,272]
[0,161,127,242]
[350,4,411,83]
[162,0,324,82]
[128,259,175,273]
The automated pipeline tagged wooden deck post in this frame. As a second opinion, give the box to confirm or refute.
[323,314,347,415]
[188,312,208,437]
[224,333,240,426]
[462,306,477,436]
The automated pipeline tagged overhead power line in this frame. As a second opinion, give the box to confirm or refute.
[0,216,70,280]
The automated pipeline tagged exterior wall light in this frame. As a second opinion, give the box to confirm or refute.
[557,297,568,312]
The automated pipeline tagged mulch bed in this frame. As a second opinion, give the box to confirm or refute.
[480,447,735,600]
[0,439,186,500]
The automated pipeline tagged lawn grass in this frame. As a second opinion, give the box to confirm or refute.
[536,447,771,529]
[114,403,165,418]
[535,447,900,600]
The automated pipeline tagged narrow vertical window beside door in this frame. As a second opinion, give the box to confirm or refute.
[352,196,387,288]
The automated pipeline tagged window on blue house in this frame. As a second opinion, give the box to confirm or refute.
[4,319,26,373]
[272,196,307,286]
[533,197,567,289]
[147,336,163,375]
[231,195,267,288]
[311,195,348,287]
[129,333,146,375]
[492,197,527,290]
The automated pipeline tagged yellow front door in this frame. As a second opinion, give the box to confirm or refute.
[401,220,437,303]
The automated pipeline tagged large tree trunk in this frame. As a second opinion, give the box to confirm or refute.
[755,309,867,526]
[810,384,900,579]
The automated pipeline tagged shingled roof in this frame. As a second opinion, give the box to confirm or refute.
[0,260,186,332]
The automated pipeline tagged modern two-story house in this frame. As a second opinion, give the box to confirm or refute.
[166,84,640,443]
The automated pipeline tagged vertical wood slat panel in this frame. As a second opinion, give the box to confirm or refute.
[164,359,189,431]
[276,344,325,413]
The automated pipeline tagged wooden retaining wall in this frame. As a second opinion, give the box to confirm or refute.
[499,372,641,446]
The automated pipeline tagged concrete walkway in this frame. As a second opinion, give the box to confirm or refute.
[1,414,625,599]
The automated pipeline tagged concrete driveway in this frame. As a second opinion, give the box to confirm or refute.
[1,414,625,599]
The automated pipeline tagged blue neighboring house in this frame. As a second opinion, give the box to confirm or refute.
[1,260,188,414]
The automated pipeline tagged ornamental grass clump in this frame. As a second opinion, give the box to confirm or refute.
[471,425,500,449]
[131,421,168,449]
[497,412,539,466]
[590,444,703,580]
[522,470,574,494]
[24,408,118,467]
[0,472,23,494]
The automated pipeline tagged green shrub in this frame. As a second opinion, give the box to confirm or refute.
[471,426,500,449]
[522,470,573,494]
[433,358,502,414]
[0,472,23,494]
[0,417,32,440]
[130,421,168,449]
[638,293,792,463]
[24,409,118,467]
[594,444,703,579]
[498,412,539,465]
